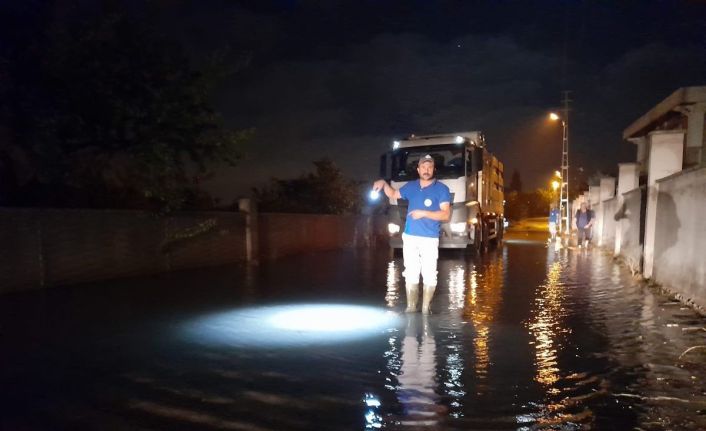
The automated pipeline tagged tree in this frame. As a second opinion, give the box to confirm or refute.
[254,159,362,214]
[1,4,249,211]
[505,188,553,220]
[509,169,523,193]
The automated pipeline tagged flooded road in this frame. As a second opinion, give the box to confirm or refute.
[2,232,706,430]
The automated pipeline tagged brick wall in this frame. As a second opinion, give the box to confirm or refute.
[0,208,388,293]
[0,209,247,293]
[257,213,387,260]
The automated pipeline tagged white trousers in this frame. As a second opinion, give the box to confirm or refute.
[402,233,439,287]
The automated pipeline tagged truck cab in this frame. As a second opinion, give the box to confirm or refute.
[380,132,504,251]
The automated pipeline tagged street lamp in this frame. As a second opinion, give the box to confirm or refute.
[549,111,570,236]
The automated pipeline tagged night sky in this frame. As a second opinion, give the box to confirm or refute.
[8,1,706,202]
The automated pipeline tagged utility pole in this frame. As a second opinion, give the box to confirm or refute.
[560,91,571,236]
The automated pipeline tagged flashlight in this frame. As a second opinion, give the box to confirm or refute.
[369,189,381,201]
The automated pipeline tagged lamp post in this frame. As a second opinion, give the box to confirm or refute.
[549,105,570,236]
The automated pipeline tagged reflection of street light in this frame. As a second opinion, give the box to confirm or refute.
[549,107,570,236]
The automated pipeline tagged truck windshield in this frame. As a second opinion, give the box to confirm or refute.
[390,145,465,181]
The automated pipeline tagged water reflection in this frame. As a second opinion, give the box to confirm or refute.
[363,393,383,429]
[396,314,442,427]
[444,263,470,418]
[463,255,505,392]
[447,264,466,311]
[528,258,565,389]
[385,260,401,308]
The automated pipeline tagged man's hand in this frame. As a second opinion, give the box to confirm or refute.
[408,203,450,221]
[372,179,386,192]
[408,210,427,220]
[372,179,401,200]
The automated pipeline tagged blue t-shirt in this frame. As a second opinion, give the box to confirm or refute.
[549,208,559,224]
[399,179,452,238]
[575,209,594,229]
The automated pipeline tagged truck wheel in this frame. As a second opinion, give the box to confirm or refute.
[472,225,484,255]
[481,223,490,252]
[488,218,501,247]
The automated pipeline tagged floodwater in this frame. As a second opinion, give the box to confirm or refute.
[2,232,706,430]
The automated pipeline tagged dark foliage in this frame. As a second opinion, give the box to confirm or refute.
[253,159,362,215]
[0,2,249,212]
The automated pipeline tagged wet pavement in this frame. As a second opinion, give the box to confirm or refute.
[2,232,706,430]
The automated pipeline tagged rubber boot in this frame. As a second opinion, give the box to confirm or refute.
[405,284,419,313]
[421,284,436,315]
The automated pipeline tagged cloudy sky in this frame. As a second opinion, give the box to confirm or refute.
[32,1,706,200]
[194,0,706,201]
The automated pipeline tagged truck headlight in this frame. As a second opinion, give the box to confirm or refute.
[387,223,401,234]
[450,222,467,233]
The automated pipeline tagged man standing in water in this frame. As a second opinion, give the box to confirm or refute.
[573,202,595,248]
[548,204,560,242]
[373,155,451,314]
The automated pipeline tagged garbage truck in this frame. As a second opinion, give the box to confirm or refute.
[379,131,505,252]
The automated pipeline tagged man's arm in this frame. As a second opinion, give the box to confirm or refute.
[408,202,451,222]
[372,179,401,200]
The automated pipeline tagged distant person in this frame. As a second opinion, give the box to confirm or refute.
[373,155,451,314]
[573,202,595,248]
[548,205,560,241]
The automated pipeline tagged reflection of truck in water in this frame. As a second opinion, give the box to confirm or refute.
[380,131,504,251]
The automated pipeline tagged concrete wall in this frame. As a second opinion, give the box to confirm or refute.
[0,208,387,294]
[651,167,706,310]
[591,201,603,245]
[600,196,617,248]
[617,187,645,273]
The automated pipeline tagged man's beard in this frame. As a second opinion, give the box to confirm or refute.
[421,173,433,180]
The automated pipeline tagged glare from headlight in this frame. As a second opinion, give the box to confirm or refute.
[470,217,479,225]
[450,222,467,233]
[387,223,400,234]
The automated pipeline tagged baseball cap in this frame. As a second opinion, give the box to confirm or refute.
[418,154,434,165]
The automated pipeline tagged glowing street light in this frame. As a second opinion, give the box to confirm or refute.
[551,180,560,191]
[548,91,571,236]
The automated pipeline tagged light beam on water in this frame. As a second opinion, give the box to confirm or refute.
[183,304,402,348]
